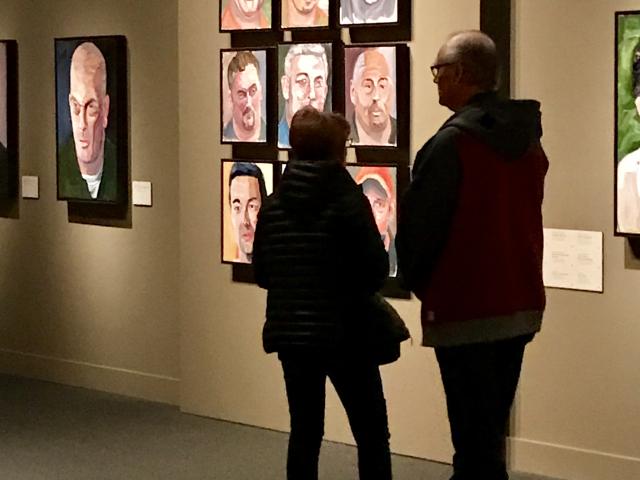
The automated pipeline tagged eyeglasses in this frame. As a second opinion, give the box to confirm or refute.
[430,62,455,81]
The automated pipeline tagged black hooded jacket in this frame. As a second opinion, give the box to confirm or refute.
[253,160,389,354]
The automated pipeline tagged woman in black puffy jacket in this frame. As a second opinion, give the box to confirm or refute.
[253,106,392,480]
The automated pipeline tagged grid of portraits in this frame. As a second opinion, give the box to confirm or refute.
[55,36,128,204]
[221,159,275,264]
[219,0,411,295]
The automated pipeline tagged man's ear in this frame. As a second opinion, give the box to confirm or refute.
[281,75,290,101]
[635,96,640,116]
[102,94,110,128]
[349,79,357,106]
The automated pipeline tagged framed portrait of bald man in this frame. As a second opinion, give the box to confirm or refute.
[345,45,397,148]
[339,0,397,26]
[0,40,18,199]
[281,0,329,30]
[277,42,333,149]
[221,159,275,264]
[220,0,272,32]
[221,49,268,144]
[55,36,128,204]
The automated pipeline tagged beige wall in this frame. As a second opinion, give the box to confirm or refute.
[2,0,640,478]
[512,1,640,478]
[0,0,180,403]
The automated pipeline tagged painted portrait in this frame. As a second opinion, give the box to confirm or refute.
[222,160,274,264]
[616,12,640,235]
[55,36,127,203]
[220,0,272,31]
[345,46,397,147]
[278,42,332,149]
[281,0,329,30]
[346,164,397,276]
[339,0,397,25]
[221,49,268,143]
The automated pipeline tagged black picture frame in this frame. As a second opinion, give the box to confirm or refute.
[55,35,128,205]
[220,48,271,146]
[342,0,411,43]
[219,0,274,32]
[615,11,640,237]
[0,39,18,200]
[221,158,279,265]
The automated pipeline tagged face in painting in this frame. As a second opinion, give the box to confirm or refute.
[284,54,328,119]
[232,0,264,15]
[230,64,262,136]
[68,49,110,175]
[230,175,262,261]
[291,0,319,14]
[363,181,392,238]
[351,51,393,135]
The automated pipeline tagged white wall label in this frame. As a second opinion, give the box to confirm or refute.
[132,181,152,207]
[21,176,39,199]
[543,228,603,293]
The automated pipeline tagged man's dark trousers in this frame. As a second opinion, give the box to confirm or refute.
[435,334,534,480]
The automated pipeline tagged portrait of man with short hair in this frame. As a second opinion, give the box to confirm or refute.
[221,49,267,143]
[347,164,397,276]
[339,0,397,25]
[278,43,332,149]
[220,0,271,31]
[56,37,127,203]
[345,46,397,147]
[222,160,274,264]
[281,0,328,29]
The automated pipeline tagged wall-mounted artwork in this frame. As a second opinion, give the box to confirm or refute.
[55,36,128,204]
[281,0,329,30]
[278,42,332,149]
[221,49,268,143]
[222,160,275,264]
[220,0,272,31]
[616,12,640,235]
[345,45,397,147]
[346,164,397,276]
[339,0,397,26]
[0,40,17,199]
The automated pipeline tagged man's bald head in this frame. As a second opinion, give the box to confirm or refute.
[443,30,498,91]
[71,42,107,96]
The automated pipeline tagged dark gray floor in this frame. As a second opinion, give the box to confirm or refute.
[0,374,558,480]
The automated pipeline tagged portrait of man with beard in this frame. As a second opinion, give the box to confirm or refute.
[339,0,397,25]
[346,46,397,147]
[220,0,271,31]
[221,50,267,143]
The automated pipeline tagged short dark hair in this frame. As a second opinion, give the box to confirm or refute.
[449,30,498,91]
[229,162,267,203]
[227,51,260,89]
[289,106,350,163]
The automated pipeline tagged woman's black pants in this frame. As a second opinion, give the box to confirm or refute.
[279,352,392,480]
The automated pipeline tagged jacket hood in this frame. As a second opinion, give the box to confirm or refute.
[278,160,351,215]
[445,92,543,160]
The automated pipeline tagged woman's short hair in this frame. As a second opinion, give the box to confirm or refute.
[289,106,350,162]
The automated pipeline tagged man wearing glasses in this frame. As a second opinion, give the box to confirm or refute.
[279,43,330,148]
[396,30,548,480]
[348,47,396,146]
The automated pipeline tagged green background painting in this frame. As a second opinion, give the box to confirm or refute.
[221,0,272,25]
[617,13,640,162]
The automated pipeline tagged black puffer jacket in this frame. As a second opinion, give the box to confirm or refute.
[253,160,389,354]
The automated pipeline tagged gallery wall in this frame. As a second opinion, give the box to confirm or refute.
[511,1,640,478]
[0,0,181,404]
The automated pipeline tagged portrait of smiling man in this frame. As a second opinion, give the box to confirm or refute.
[221,0,270,31]
[347,46,397,146]
[222,50,266,143]
[278,43,331,148]
[57,40,119,202]
[282,0,328,29]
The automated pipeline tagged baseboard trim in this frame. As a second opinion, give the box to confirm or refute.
[0,348,180,405]
[510,437,640,480]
